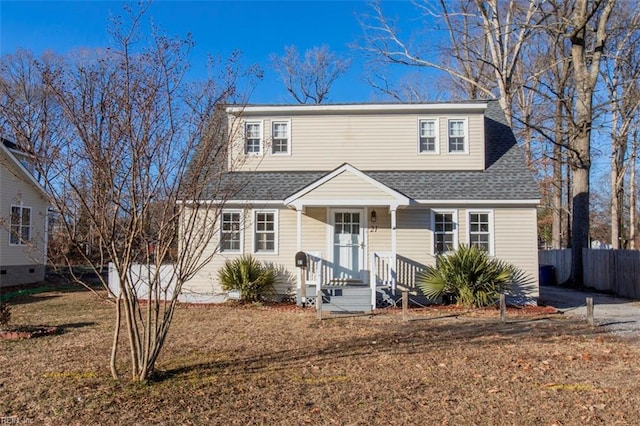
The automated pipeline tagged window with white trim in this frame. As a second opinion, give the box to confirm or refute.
[10,205,31,245]
[418,118,438,153]
[432,210,457,254]
[254,210,277,253]
[245,121,262,155]
[221,210,242,252]
[448,119,467,153]
[271,121,290,155]
[469,211,492,254]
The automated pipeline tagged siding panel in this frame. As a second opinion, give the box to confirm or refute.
[230,113,485,172]
[0,155,48,269]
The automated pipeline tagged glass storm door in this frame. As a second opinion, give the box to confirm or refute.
[333,210,364,281]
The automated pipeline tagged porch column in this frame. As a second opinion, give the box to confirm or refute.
[296,207,303,292]
[296,207,302,251]
[390,207,397,295]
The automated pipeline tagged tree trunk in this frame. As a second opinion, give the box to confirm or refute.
[110,296,122,380]
[552,102,564,249]
[631,140,637,249]
[571,161,590,285]
[568,0,614,285]
[611,156,621,249]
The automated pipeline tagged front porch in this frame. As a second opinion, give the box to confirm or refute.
[296,251,400,312]
[283,163,416,312]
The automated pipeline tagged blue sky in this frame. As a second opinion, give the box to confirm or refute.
[0,0,425,103]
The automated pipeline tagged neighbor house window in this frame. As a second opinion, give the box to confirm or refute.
[432,210,457,254]
[254,210,277,253]
[10,205,31,245]
[245,121,262,155]
[221,210,242,252]
[418,119,438,153]
[448,119,467,153]
[469,211,493,254]
[272,121,290,155]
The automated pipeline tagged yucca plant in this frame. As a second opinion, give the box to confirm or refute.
[416,244,531,308]
[218,255,277,303]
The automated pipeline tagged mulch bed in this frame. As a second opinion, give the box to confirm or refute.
[0,325,60,340]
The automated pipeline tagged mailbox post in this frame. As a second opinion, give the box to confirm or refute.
[295,251,308,307]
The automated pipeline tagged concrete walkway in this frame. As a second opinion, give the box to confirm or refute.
[539,285,640,338]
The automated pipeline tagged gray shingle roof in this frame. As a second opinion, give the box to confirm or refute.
[203,100,539,202]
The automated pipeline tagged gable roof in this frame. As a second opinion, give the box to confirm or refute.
[201,100,539,204]
[284,163,411,209]
[0,139,49,199]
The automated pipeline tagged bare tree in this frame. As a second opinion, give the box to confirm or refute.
[0,49,66,185]
[359,0,546,126]
[270,45,351,104]
[1,5,259,381]
[567,0,615,284]
[603,9,640,249]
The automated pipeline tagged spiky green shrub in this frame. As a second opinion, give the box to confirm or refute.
[416,244,532,308]
[218,255,277,303]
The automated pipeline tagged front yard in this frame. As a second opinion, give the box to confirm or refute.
[2,284,640,424]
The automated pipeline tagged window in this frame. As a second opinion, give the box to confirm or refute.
[254,210,277,253]
[272,121,290,155]
[469,211,493,254]
[418,119,438,153]
[245,121,262,155]
[10,205,31,245]
[221,210,242,252]
[448,119,467,153]
[432,210,457,254]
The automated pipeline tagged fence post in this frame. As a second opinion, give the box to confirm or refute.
[500,294,506,323]
[586,297,594,327]
[316,288,323,320]
[402,291,408,322]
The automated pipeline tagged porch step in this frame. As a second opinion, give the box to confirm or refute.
[321,287,372,313]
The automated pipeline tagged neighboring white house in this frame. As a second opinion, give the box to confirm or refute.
[181,101,540,309]
[0,138,49,287]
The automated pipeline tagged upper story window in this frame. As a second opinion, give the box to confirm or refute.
[272,121,290,155]
[418,119,438,154]
[245,121,262,155]
[10,205,31,245]
[469,211,493,255]
[448,119,468,153]
[432,210,457,255]
[221,210,242,252]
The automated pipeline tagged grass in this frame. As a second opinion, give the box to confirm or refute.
[2,285,640,424]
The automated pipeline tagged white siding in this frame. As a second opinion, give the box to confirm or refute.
[299,171,399,202]
[494,208,539,298]
[182,205,539,301]
[0,154,48,268]
[229,113,485,172]
[395,208,433,289]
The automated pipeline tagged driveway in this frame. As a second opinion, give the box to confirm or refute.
[539,285,640,338]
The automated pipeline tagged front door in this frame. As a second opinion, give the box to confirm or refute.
[332,210,364,281]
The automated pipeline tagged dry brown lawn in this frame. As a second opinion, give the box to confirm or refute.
[2,284,640,425]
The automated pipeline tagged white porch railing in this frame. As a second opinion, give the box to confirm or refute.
[305,251,323,285]
[370,251,397,307]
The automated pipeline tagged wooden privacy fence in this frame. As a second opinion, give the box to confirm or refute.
[539,249,640,299]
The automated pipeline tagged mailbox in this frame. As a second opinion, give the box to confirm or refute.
[295,251,308,268]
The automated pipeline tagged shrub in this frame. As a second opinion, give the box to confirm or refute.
[218,255,277,303]
[0,303,11,328]
[416,244,532,308]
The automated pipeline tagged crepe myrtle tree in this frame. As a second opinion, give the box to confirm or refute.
[0,4,260,382]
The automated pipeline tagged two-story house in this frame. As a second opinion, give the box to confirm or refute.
[0,138,49,287]
[181,100,540,310]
